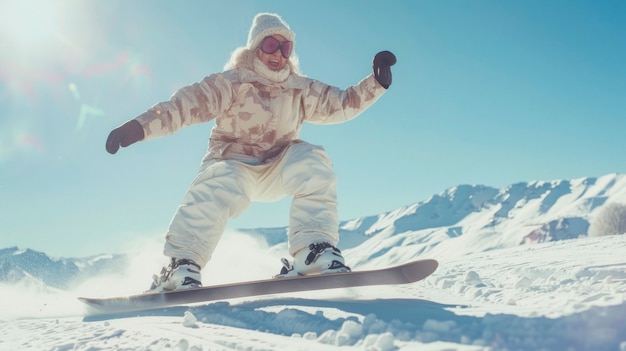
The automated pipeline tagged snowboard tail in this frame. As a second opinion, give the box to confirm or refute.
[79,259,438,314]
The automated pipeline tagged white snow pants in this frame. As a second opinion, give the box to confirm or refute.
[163,141,339,268]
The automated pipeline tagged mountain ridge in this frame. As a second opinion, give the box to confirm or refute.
[0,247,126,289]
[2,173,625,288]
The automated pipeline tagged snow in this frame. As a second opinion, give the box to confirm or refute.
[1,174,626,350]
[2,236,624,350]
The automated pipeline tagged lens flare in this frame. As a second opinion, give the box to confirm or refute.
[0,122,45,162]
[18,134,45,152]
[77,105,105,130]
[68,82,80,100]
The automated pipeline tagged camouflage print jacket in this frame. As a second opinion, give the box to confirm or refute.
[135,68,387,165]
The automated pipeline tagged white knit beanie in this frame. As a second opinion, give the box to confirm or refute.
[247,13,295,51]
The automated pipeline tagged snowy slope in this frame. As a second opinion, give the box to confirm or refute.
[1,174,626,350]
[1,235,624,351]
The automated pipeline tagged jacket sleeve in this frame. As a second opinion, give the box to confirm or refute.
[303,74,387,125]
[134,72,234,140]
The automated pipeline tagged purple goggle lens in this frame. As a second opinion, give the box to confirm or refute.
[260,36,293,58]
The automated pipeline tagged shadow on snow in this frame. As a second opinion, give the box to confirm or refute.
[83,298,626,351]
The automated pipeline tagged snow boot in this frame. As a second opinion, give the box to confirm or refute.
[276,242,351,277]
[149,258,202,292]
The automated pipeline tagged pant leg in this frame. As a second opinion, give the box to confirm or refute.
[164,160,252,267]
[278,142,340,256]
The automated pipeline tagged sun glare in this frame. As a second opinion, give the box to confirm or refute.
[0,0,63,51]
[0,0,91,98]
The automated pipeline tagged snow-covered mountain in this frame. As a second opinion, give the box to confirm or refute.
[0,247,126,289]
[2,173,626,289]
[2,173,625,351]
[244,173,626,266]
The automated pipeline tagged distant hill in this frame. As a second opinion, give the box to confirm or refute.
[2,173,625,288]
[0,247,126,289]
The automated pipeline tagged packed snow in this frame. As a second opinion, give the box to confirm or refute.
[1,174,626,350]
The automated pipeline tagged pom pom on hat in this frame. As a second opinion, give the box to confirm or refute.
[247,13,295,50]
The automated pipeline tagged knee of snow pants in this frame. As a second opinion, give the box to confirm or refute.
[280,142,340,256]
[164,161,252,267]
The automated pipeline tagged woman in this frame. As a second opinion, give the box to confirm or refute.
[106,13,396,291]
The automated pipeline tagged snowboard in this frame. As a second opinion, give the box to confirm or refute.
[79,258,438,315]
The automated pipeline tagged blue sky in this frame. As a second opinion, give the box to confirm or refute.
[1,0,625,257]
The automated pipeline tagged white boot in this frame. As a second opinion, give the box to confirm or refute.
[276,242,351,277]
[149,258,202,292]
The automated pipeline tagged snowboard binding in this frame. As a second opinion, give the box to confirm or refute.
[276,242,351,277]
[149,258,202,292]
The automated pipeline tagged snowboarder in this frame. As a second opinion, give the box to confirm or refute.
[105,13,396,291]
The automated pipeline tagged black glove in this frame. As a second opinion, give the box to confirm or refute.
[373,51,397,89]
[105,119,145,154]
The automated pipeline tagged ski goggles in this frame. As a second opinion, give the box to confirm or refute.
[260,36,293,58]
